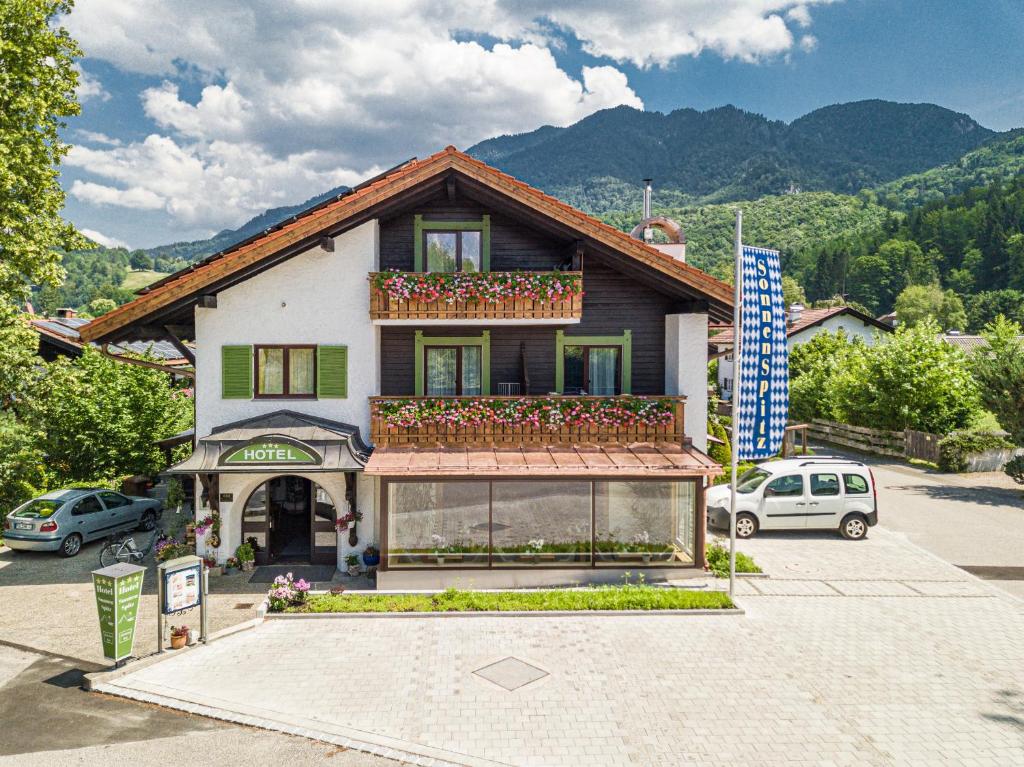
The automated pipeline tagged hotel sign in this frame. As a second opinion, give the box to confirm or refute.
[219,438,321,466]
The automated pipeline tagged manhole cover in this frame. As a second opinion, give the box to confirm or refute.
[473,657,548,691]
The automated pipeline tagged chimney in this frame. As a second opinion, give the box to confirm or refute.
[642,178,653,242]
[788,303,804,326]
[55,307,77,319]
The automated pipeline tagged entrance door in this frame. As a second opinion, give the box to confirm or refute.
[240,476,340,566]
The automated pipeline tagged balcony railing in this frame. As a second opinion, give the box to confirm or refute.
[369,395,687,447]
[368,271,583,322]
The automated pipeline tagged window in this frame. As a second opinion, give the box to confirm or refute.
[387,482,490,568]
[563,346,621,395]
[737,468,770,493]
[72,496,103,515]
[99,491,131,509]
[843,474,869,494]
[425,345,482,396]
[425,230,482,272]
[810,473,840,496]
[12,499,62,518]
[255,345,316,398]
[492,481,592,566]
[595,481,695,565]
[723,377,732,392]
[765,475,804,497]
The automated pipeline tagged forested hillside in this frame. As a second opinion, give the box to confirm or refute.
[469,100,999,212]
[790,175,1024,330]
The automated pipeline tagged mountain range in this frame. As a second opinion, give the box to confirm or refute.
[142,99,1014,264]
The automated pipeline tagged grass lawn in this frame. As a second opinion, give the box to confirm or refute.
[283,586,735,613]
[121,269,169,292]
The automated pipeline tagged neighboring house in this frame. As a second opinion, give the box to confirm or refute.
[712,304,892,398]
[80,147,730,587]
[32,309,194,374]
[942,331,1024,354]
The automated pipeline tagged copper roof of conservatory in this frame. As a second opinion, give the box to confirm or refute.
[364,442,722,477]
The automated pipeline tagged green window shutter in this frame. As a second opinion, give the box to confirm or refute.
[317,345,348,398]
[222,345,253,399]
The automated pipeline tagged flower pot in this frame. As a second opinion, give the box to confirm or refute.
[362,552,381,567]
[224,566,238,575]
[208,566,222,577]
[436,555,445,566]
[347,564,361,577]
[170,633,188,650]
[642,552,651,564]
[241,560,254,572]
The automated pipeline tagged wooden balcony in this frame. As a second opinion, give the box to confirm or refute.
[369,395,687,447]
[368,271,583,323]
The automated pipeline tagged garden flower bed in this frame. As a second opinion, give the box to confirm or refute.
[275,585,734,613]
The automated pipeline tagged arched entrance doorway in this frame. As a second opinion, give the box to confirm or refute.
[241,476,338,565]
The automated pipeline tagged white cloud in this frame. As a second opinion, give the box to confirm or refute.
[74,64,110,101]
[76,129,121,146]
[63,0,834,235]
[800,35,819,52]
[79,228,129,249]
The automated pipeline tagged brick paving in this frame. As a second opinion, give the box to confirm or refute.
[95,527,1024,766]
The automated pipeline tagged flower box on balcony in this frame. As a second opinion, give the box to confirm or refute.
[368,270,583,322]
[369,395,686,446]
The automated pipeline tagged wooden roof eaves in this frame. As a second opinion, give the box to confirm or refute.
[81,146,734,342]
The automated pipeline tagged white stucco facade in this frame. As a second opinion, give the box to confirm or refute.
[665,313,708,453]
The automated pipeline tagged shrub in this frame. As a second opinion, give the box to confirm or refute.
[707,418,730,465]
[705,542,762,578]
[937,430,1013,472]
[1005,455,1024,485]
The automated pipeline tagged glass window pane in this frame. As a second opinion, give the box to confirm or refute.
[242,485,268,553]
[460,231,481,272]
[563,346,584,394]
[461,346,481,396]
[594,481,695,566]
[492,481,591,566]
[843,474,869,494]
[588,347,619,395]
[810,473,840,496]
[426,232,458,272]
[258,348,284,394]
[387,482,489,567]
[426,347,457,395]
[765,475,804,497]
[289,348,315,395]
[313,484,336,523]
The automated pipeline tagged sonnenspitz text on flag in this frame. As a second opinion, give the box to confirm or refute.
[736,245,789,460]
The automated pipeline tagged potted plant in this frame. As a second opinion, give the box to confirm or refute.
[204,556,221,577]
[236,541,256,571]
[335,509,363,532]
[362,545,380,567]
[170,625,189,650]
[344,553,361,577]
[196,511,221,549]
[224,556,240,575]
[431,534,449,565]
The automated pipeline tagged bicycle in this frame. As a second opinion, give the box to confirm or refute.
[99,527,165,568]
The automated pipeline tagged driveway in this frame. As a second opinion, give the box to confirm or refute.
[808,447,1024,598]
[91,527,1024,767]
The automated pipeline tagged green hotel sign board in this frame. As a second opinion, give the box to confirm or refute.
[92,563,145,662]
[220,440,320,466]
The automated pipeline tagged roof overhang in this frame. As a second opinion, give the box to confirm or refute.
[80,147,734,345]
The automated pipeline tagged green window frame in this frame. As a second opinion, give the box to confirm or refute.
[414,331,490,396]
[555,329,632,395]
[413,214,491,272]
[220,344,347,399]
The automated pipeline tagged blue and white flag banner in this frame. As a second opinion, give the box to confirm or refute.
[736,245,789,460]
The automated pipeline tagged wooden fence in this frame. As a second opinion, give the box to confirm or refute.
[807,419,942,462]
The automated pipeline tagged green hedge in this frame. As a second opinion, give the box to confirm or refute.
[937,430,1013,472]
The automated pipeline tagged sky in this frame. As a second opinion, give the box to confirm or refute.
[59,0,1024,250]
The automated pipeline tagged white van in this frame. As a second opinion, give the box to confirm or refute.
[706,458,878,540]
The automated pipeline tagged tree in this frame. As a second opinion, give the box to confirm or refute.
[0,412,46,514]
[971,315,1024,444]
[965,290,1024,333]
[23,348,194,483]
[781,275,806,307]
[846,255,897,314]
[894,284,966,331]
[0,301,42,409]
[129,250,154,271]
[788,330,860,422]
[829,319,981,434]
[85,297,117,317]
[0,0,87,302]
[1006,234,1024,291]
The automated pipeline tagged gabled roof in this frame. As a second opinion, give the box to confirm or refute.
[710,306,893,346]
[32,315,193,365]
[80,147,733,343]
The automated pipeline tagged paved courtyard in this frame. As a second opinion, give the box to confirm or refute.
[92,527,1024,767]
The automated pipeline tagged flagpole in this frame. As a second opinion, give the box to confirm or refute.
[729,209,743,599]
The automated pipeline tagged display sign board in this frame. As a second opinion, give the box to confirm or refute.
[160,556,203,614]
[219,438,321,466]
[92,563,145,662]
[735,245,789,460]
